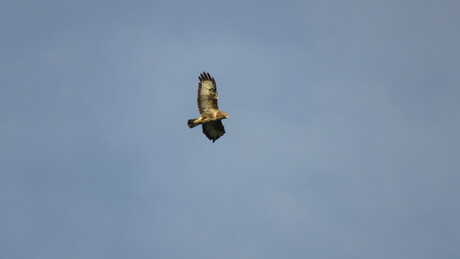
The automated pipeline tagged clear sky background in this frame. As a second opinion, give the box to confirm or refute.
[1,1,459,258]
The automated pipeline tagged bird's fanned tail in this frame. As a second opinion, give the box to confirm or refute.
[187,119,199,128]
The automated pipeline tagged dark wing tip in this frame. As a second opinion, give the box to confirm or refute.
[206,134,220,143]
[198,72,214,83]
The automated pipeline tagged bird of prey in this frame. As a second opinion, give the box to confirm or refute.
[187,72,229,142]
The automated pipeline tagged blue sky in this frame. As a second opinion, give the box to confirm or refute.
[1,0,459,258]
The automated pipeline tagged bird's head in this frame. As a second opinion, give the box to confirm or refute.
[217,111,229,120]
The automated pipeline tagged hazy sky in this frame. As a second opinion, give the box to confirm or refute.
[1,1,459,258]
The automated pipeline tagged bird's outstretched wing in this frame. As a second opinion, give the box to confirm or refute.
[197,72,219,116]
[202,120,226,143]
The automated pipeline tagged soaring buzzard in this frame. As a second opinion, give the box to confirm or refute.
[187,72,229,142]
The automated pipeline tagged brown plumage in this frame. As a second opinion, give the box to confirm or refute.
[187,72,229,142]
